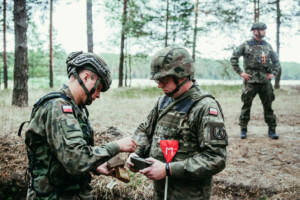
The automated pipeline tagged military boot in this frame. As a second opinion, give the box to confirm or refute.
[240,128,247,139]
[268,129,279,139]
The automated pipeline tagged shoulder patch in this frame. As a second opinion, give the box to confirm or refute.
[209,107,218,116]
[203,121,228,146]
[213,127,226,140]
[62,105,73,113]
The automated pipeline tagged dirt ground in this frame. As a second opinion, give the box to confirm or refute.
[0,85,299,199]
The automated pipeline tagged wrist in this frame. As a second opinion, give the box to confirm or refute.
[166,163,171,176]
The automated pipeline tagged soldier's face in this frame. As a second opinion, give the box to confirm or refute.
[83,76,102,104]
[156,76,176,94]
[253,29,266,38]
[91,82,102,101]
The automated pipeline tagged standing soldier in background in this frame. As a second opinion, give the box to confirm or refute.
[230,22,280,139]
[23,51,137,199]
[126,46,228,200]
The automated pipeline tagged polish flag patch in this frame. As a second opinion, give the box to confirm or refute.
[62,105,73,113]
[209,107,218,116]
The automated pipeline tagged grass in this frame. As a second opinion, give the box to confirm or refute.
[110,87,163,98]
[1,83,299,199]
[0,84,293,135]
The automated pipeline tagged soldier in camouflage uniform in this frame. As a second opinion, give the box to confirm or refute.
[230,22,280,139]
[126,47,228,200]
[24,51,137,200]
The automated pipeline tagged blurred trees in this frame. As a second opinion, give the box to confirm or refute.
[1,0,300,92]
[86,0,93,52]
[2,0,7,88]
[118,0,127,88]
[49,0,53,88]
[12,0,28,106]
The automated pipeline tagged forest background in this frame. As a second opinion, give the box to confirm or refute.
[1,0,300,199]
[1,0,300,92]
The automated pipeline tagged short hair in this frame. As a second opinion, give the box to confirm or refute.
[69,69,97,81]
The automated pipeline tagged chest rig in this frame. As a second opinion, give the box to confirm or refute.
[19,92,94,198]
[149,93,214,162]
[244,40,272,70]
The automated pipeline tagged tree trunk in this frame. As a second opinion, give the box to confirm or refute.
[118,0,127,88]
[125,39,128,87]
[87,0,94,52]
[165,0,169,47]
[49,0,53,88]
[12,0,28,107]
[275,0,281,89]
[3,0,8,88]
[192,0,199,61]
[254,0,260,22]
[129,52,132,87]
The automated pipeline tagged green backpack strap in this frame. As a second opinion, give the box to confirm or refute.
[18,121,30,137]
[18,92,71,137]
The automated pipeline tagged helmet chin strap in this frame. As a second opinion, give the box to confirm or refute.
[166,76,190,97]
[72,69,101,105]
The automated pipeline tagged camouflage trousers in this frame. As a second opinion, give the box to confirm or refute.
[239,80,276,130]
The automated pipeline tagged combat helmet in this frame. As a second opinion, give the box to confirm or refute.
[251,22,267,30]
[150,46,195,80]
[66,51,112,105]
[150,46,195,96]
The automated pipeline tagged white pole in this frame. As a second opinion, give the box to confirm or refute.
[164,176,168,200]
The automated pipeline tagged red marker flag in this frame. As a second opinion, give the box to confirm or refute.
[160,140,178,163]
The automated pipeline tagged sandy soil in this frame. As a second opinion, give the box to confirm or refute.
[0,85,299,199]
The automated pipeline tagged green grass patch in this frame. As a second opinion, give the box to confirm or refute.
[109,84,242,99]
[200,84,242,97]
[110,87,163,98]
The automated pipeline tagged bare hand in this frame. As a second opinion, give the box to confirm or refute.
[240,72,252,81]
[126,153,140,173]
[115,137,138,153]
[96,162,114,176]
[266,73,274,80]
[139,157,166,181]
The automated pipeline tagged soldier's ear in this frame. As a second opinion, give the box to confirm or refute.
[80,71,91,83]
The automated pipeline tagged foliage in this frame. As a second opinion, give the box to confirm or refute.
[1,50,300,88]
[1,0,300,90]
[146,0,194,48]
[281,62,300,80]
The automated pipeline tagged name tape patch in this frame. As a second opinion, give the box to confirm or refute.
[62,105,73,113]
[209,107,218,116]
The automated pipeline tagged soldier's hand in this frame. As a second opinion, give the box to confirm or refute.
[115,137,138,153]
[96,162,114,176]
[125,153,140,173]
[266,73,274,80]
[139,157,166,181]
[240,72,252,81]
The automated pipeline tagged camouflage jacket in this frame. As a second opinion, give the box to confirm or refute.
[230,37,280,83]
[133,82,228,200]
[25,84,120,199]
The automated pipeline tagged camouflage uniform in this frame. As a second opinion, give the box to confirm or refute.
[230,34,280,131]
[133,47,228,200]
[24,52,118,200]
[25,84,120,200]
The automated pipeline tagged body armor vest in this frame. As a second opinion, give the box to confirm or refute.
[244,40,272,71]
[149,93,214,162]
